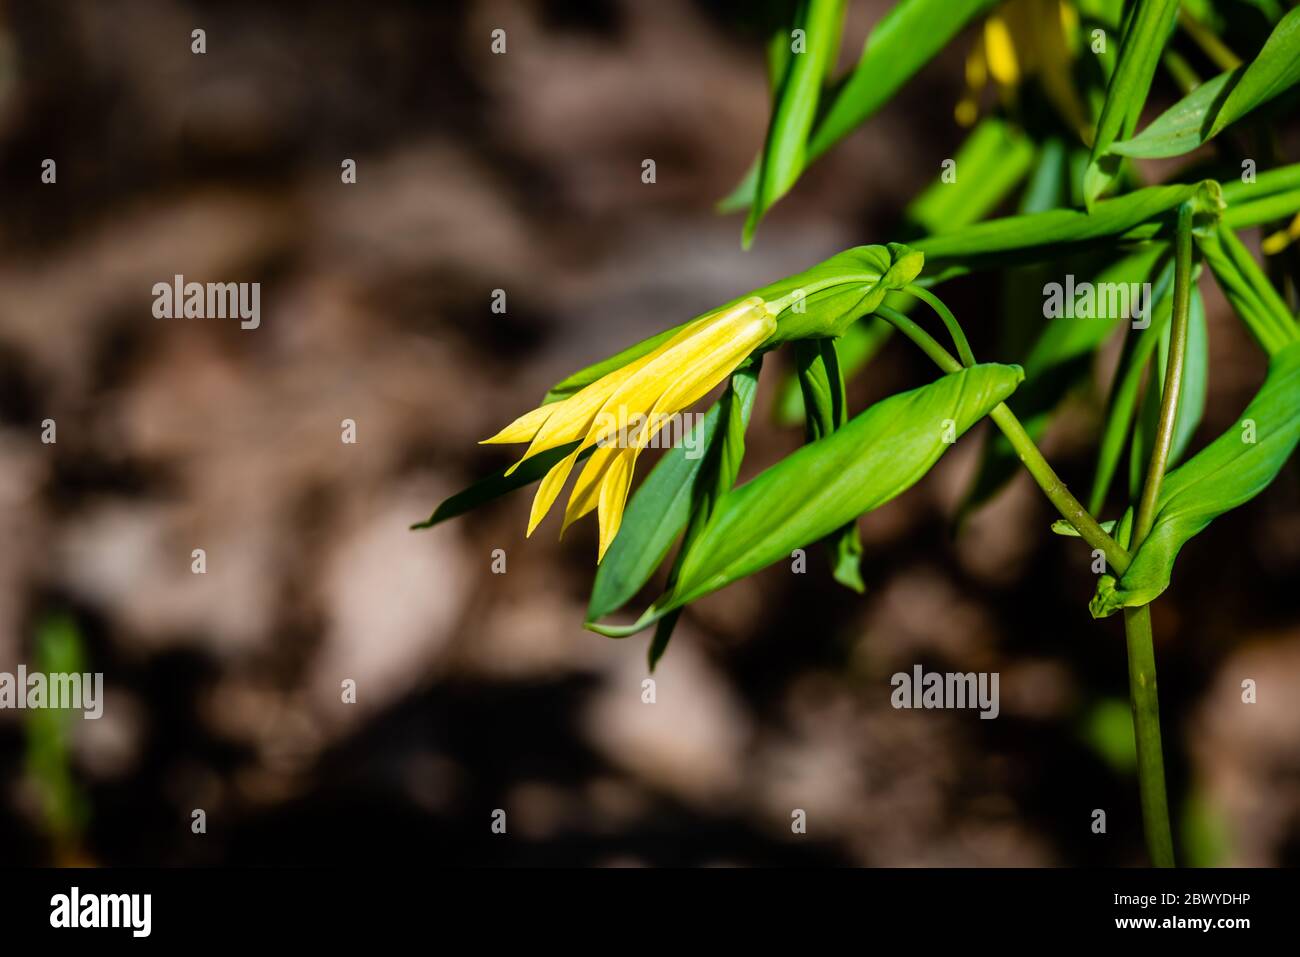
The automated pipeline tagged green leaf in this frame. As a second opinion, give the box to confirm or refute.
[744,0,846,248]
[1167,285,1209,466]
[1090,340,1300,617]
[410,441,582,530]
[724,0,997,218]
[960,244,1168,518]
[794,338,864,592]
[590,363,1023,634]
[775,316,891,426]
[1052,518,1118,537]
[1197,222,1298,356]
[1110,8,1300,159]
[1208,7,1300,138]
[1128,282,1207,499]
[806,0,998,163]
[665,361,1021,612]
[1083,0,1180,207]
[906,118,1036,235]
[1108,68,1237,159]
[1089,271,1176,513]
[1220,160,1300,208]
[830,524,866,593]
[717,156,761,215]
[776,121,1033,424]
[646,364,762,668]
[914,181,1219,281]
[587,366,761,622]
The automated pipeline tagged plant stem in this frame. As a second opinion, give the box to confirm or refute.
[880,285,1183,863]
[906,284,976,367]
[875,305,1130,573]
[1133,203,1195,541]
[1119,201,1195,869]
[987,405,1130,575]
[1177,9,1242,73]
[1121,607,1175,866]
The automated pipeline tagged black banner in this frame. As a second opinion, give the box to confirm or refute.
[0,867,1283,943]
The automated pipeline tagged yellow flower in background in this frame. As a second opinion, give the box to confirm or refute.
[483,296,777,561]
[956,0,1090,141]
[1261,212,1300,255]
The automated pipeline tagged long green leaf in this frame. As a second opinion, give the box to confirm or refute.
[962,244,1171,519]
[1091,339,1300,616]
[1110,7,1300,159]
[906,118,1036,235]
[1127,282,1205,498]
[794,338,865,592]
[587,366,761,622]
[1207,6,1300,138]
[744,0,845,247]
[723,0,997,218]
[589,363,1022,635]
[411,442,582,530]
[807,0,998,163]
[1083,0,1180,207]
[1197,222,1298,355]
[1108,68,1237,159]
[1090,278,1175,513]
[664,361,1021,612]
[914,181,1219,281]
[775,316,892,426]
[646,363,762,668]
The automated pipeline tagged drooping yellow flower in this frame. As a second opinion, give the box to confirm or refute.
[483,296,777,561]
[956,0,1090,141]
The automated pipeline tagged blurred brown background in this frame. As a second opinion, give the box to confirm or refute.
[0,0,1297,866]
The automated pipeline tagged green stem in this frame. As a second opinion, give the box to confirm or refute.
[1133,203,1195,543]
[1122,606,1176,867]
[1119,202,1195,869]
[875,305,1130,574]
[906,284,976,367]
[1177,9,1242,73]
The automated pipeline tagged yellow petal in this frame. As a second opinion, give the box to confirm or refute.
[1058,0,1078,44]
[562,442,621,532]
[527,447,581,536]
[1261,212,1300,255]
[502,312,725,472]
[596,451,636,562]
[984,17,1019,87]
[579,300,769,448]
[586,303,774,558]
[480,403,556,445]
[501,295,776,556]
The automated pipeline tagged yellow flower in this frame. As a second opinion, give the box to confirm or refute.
[956,0,1089,140]
[1261,212,1300,256]
[483,296,777,561]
